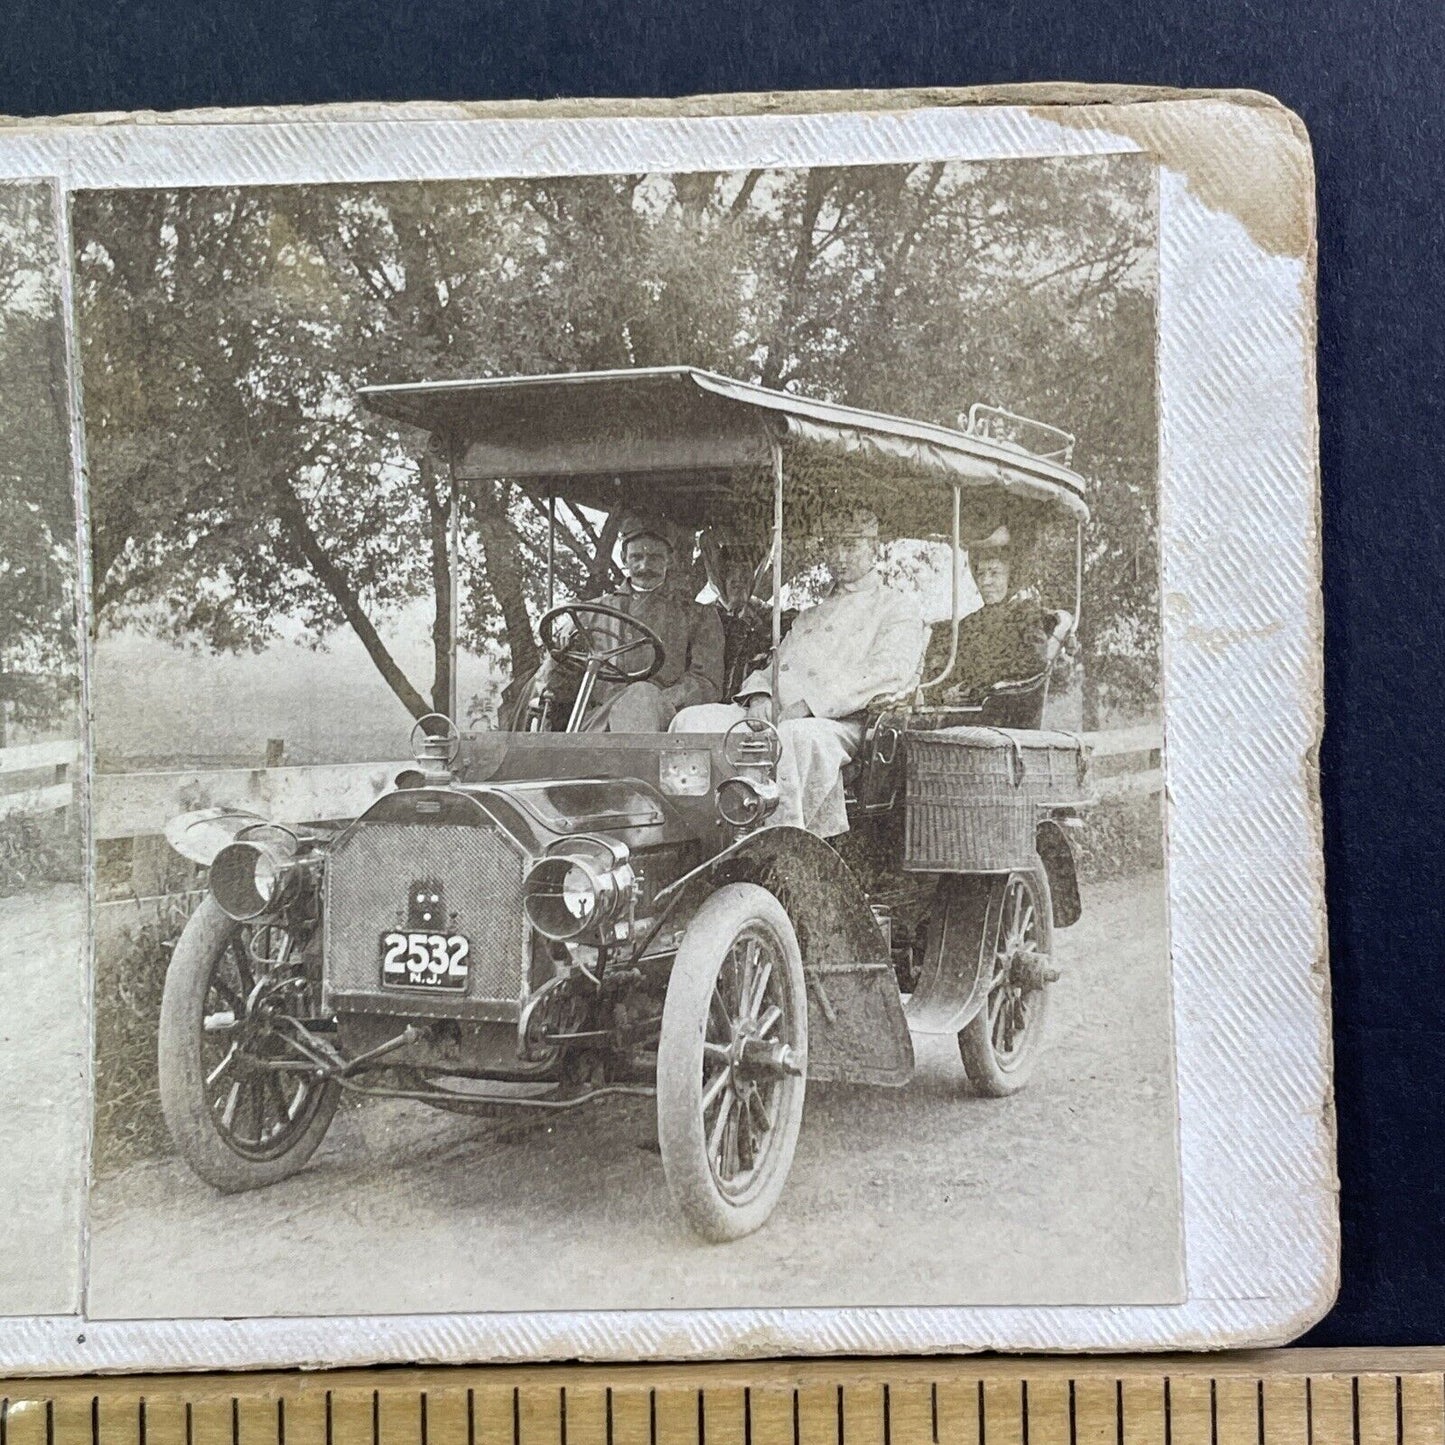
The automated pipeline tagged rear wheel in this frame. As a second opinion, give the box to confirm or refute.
[656,883,808,1242]
[958,869,1054,1096]
[158,897,340,1192]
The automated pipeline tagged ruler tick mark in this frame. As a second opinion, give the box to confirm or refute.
[697,1390,705,1445]
[793,1391,800,1445]
[467,1390,475,1445]
[324,1394,332,1445]
[1021,1381,1029,1445]
[1,1396,7,1445]
[978,1380,986,1445]
[513,1388,521,1445]
[1209,1380,1218,1445]
[92,1396,100,1445]
[744,1389,752,1445]
[1304,1380,1313,1445]
[45,1399,54,1445]
[139,1399,148,1445]
[185,1402,192,1445]
[1115,1382,1123,1445]
[373,1392,381,1445]
[1394,1377,1403,1445]
[883,1385,891,1445]
[419,1395,427,1445]
[560,1389,567,1445]
[1352,1378,1360,1445]
[278,1400,286,1445]
[930,1384,938,1445]
[231,1397,239,1445]
[605,1390,613,1445]
[1256,1381,1264,1445]
[1164,1379,1172,1445]
[837,1385,845,1445]
[1068,1382,1077,1445]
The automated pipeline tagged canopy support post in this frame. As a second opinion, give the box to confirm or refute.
[1073,520,1084,634]
[769,437,785,729]
[916,483,963,697]
[446,445,461,725]
[546,486,556,610]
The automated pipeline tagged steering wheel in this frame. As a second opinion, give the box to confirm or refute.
[538,602,666,686]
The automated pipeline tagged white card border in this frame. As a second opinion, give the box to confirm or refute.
[0,91,1333,1368]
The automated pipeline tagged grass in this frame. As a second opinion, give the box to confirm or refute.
[92,892,201,1175]
[0,808,82,896]
[1075,790,1165,883]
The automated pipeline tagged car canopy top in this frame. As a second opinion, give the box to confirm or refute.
[359,368,1090,539]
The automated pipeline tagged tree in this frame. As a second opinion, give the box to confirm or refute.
[0,183,78,741]
[74,155,1160,731]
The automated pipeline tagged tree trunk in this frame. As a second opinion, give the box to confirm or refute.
[423,455,454,716]
[472,482,540,681]
[759,171,831,390]
[271,482,432,721]
[586,511,623,597]
[1080,661,1101,732]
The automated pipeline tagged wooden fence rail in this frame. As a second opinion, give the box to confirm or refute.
[89,725,1164,845]
[0,737,79,824]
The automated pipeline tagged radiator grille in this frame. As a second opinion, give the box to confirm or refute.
[324,822,527,1019]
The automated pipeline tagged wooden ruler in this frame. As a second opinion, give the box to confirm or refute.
[2,1352,1443,1445]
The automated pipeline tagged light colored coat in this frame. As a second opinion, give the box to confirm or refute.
[738,569,926,717]
[675,569,926,837]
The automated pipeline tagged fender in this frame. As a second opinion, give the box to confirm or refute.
[1035,817,1082,927]
[163,808,287,866]
[906,866,1058,1037]
[656,825,915,1087]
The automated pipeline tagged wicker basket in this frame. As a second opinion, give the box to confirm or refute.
[903,727,1088,873]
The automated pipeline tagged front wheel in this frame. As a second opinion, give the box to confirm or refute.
[656,883,808,1242]
[958,869,1054,1096]
[158,897,340,1192]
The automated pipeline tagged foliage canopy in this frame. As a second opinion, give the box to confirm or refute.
[74,156,1158,729]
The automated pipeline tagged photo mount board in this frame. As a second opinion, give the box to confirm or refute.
[0,85,1331,1369]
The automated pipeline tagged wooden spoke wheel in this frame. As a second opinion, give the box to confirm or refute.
[958,869,1054,1096]
[656,883,808,1242]
[158,897,339,1191]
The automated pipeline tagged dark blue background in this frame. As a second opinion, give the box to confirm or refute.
[4,0,1441,1347]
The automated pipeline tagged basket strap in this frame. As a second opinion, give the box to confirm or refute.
[982,727,1026,786]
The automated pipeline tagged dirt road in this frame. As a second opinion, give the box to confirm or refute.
[0,883,87,1316]
[87,873,1181,1318]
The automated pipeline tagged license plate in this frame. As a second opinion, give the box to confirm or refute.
[380,930,470,990]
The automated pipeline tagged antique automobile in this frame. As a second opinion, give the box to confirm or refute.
[157,368,1095,1242]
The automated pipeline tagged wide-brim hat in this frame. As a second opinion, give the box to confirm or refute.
[966,523,1012,557]
[819,507,880,540]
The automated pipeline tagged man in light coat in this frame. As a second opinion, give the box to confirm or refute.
[672,509,925,837]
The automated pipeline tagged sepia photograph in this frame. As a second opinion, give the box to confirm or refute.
[69,151,1184,1319]
[0,179,87,1318]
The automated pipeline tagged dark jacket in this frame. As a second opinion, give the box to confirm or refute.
[592,584,725,712]
[920,593,1052,705]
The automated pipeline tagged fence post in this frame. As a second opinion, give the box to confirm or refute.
[130,835,173,899]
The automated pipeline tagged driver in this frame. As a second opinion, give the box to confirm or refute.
[537,514,725,732]
[672,509,926,838]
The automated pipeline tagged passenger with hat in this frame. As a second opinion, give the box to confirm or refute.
[919,523,1060,708]
[673,507,926,839]
[534,513,725,732]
